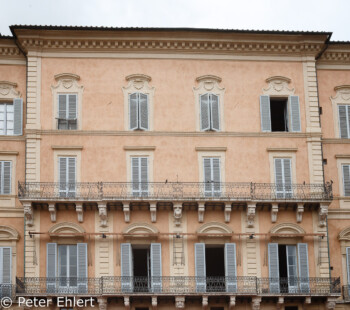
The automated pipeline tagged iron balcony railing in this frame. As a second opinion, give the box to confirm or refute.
[0,284,16,299]
[16,276,340,296]
[18,181,333,201]
[342,285,350,302]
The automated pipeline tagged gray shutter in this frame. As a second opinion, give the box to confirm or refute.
[68,157,76,197]
[339,105,349,138]
[195,243,206,292]
[203,158,212,195]
[200,94,210,131]
[274,158,283,198]
[3,161,11,195]
[225,243,237,293]
[260,95,271,132]
[283,159,292,197]
[0,162,2,194]
[129,93,138,130]
[121,243,133,292]
[139,93,149,130]
[346,248,350,285]
[0,247,12,298]
[58,95,67,118]
[212,158,221,195]
[46,243,57,293]
[297,243,310,293]
[210,94,220,131]
[77,243,88,293]
[68,95,77,119]
[289,96,301,132]
[13,98,23,135]
[140,157,148,195]
[151,243,162,293]
[268,243,280,293]
[59,157,67,196]
[343,165,350,196]
[132,157,140,194]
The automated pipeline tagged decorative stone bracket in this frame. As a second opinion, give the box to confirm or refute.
[98,202,108,227]
[326,297,337,310]
[174,203,183,226]
[271,204,278,223]
[251,297,261,310]
[24,203,34,226]
[229,296,236,309]
[202,296,208,309]
[296,203,304,223]
[150,203,157,223]
[198,203,205,223]
[124,296,130,310]
[76,203,83,223]
[49,203,56,222]
[97,297,107,310]
[277,297,284,310]
[123,202,130,223]
[247,203,256,228]
[152,296,157,310]
[175,296,185,309]
[225,203,232,223]
[319,204,329,227]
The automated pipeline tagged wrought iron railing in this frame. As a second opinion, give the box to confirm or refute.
[18,181,333,201]
[342,285,350,301]
[0,284,16,299]
[16,276,340,296]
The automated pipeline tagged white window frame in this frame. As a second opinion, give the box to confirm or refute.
[0,103,14,135]
[57,93,78,130]
[57,244,78,288]
[128,92,149,131]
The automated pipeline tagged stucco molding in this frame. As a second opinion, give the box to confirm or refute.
[51,145,83,150]
[122,222,159,235]
[54,73,80,82]
[0,81,21,99]
[338,227,350,241]
[270,222,306,234]
[331,85,350,139]
[197,221,233,234]
[48,221,85,235]
[195,147,227,152]
[263,76,295,96]
[0,151,19,155]
[0,225,19,241]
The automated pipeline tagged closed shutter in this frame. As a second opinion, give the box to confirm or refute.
[139,93,149,130]
[13,98,23,135]
[121,243,133,292]
[203,158,212,195]
[77,243,87,293]
[195,243,206,292]
[343,165,350,196]
[1,161,11,195]
[68,95,77,130]
[210,94,220,131]
[68,157,76,197]
[200,94,210,131]
[268,243,280,293]
[0,247,12,298]
[289,96,301,132]
[212,158,221,195]
[260,95,271,132]
[274,158,292,198]
[59,157,76,197]
[225,243,237,293]
[132,157,140,194]
[286,245,298,293]
[283,158,292,197]
[297,243,310,293]
[346,248,350,286]
[339,105,349,138]
[0,104,5,135]
[129,93,138,130]
[46,243,57,293]
[140,157,148,195]
[58,94,67,129]
[131,157,148,196]
[150,243,162,293]
[59,157,67,196]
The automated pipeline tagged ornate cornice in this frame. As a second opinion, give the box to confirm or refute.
[54,73,80,81]
[0,39,22,58]
[126,74,151,82]
[318,44,350,64]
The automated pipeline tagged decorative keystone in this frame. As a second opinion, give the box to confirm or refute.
[247,203,256,228]
[173,203,183,226]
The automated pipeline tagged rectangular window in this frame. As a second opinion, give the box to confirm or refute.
[58,157,76,197]
[203,158,221,197]
[129,93,149,130]
[0,247,12,298]
[0,103,14,135]
[0,161,11,195]
[58,245,77,288]
[339,105,350,138]
[131,157,148,196]
[200,93,220,131]
[57,94,77,130]
[274,158,292,198]
[343,164,350,196]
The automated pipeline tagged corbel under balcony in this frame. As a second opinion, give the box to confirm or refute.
[124,296,130,310]
[152,296,157,310]
[271,203,278,223]
[123,202,130,223]
[277,297,284,310]
[175,296,185,309]
[97,297,107,310]
[23,202,34,226]
[225,203,232,223]
[150,202,157,223]
[202,296,208,310]
[76,203,83,223]
[247,203,256,228]
[229,297,235,310]
[49,203,56,222]
[251,297,261,310]
[98,202,108,227]
[198,203,205,223]
[319,203,329,227]
[173,203,183,226]
[297,203,304,223]
[326,297,337,310]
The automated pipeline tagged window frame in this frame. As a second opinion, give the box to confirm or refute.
[338,104,350,138]
[0,102,14,135]
[57,93,78,130]
[128,92,149,131]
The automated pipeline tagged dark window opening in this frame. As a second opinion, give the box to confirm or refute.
[135,308,149,310]
[211,308,225,310]
[133,248,150,292]
[205,246,225,292]
[285,307,298,310]
[278,245,288,293]
[270,99,288,132]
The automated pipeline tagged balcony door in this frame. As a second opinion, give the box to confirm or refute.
[58,245,78,289]
[274,158,292,198]
[131,157,148,197]
[59,157,76,198]
[203,158,221,197]
[0,247,11,298]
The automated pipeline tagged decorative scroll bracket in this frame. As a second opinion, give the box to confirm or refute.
[251,297,261,310]
[225,203,232,223]
[271,204,278,223]
[175,296,185,309]
[150,203,157,223]
[198,203,205,223]
[247,203,256,228]
[297,203,304,223]
[174,203,183,226]
[98,202,108,227]
[24,203,34,226]
[123,202,130,223]
[76,203,83,223]
[319,204,329,227]
[202,296,208,310]
[48,203,56,222]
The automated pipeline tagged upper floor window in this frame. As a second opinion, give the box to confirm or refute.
[58,157,76,198]
[131,157,148,196]
[0,161,11,195]
[343,164,350,196]
[129,93,149,130]
[200,94,220,131]
[339,105,350,138]
[203,157,221,196]
[274,158,292,198]
[57,94,77,130]
[330,86,350,138]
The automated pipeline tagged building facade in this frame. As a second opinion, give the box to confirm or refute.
[0,26,350,310]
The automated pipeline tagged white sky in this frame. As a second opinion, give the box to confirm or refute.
[1,0,350,41]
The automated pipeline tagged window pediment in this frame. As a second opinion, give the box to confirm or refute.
[339,227,350,241]
[332,85,350,102]
[263,76,295,96]
[270,222,305,235]
[52,73,83,91]
[0,81,21,99]
[0,225,19,241]
[48,222,85,236]
[123,223,158,236]
[196,222,232,235]
[194,75,224,92]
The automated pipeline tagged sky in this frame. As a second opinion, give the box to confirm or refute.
[1,0,350,41]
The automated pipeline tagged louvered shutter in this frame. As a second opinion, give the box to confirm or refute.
[77,243,87,293]
[274,158,283,198]
[121,243,133,293]
[58,94,67,129]
[132,157,140,195]
[129,93,138,130]
[260,95,271,132]
[195,243,206,292]
[225,243,237,293]
[286,245,298,293]
[0,163,2,194]
[139,93,149,130]
[46,243,57,293]
[203,158,212,196]
[0,247,12,298]
[13,98,23,135]
[2,161,11,195]
[151,243,162,293]
[68,157,76,197]
[59,157,67,197]
[297,243,310,293]
[140,157,148,196]
[268,243,280,293]
[68,95,77,129]
[200,94,210,131]
[0,104,5,135]
[210,94,220,131]
[289,96,301,132]
[212,158,221,196]
[343,165,350,196]
[283,159,292,198]
[339,105,349,138]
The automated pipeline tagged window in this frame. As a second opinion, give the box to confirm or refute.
[343,165,350,196]
[0,100,23,135]
[57,94,77,130]
[200,93,220,131]
[274,158,292,198]
[46,243,87,293]
[120,243,162,293]
[260,95,301,132]
[58,157,76,197]
[129,93,149,130]
[203,158,221,197]
[339,105,350,138]
[0,161,11,195]
[195,243,237,293]
[268,243,309,294]
[131,157,148,196]
[0,247,12,298]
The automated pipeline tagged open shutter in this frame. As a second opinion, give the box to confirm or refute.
[195,243,206,293]
[343,165,350,196]
[203,158,212,196]
[0,247,12,298]
[140,157,148,196]
[283,159,292,198]
[121,243,133,293]
[339,105,349,138]
[268,243,280,293]
[59,157,67,197]
[68,157,76,197]
[260,95,271,132]
[200,94,210,131]
[46,243,57,293]
[212,158,221,196]
[139,93,149,130]
[274,158,283,198]
[129,93,138,130]
[151,243,162,293]
[2,161,11,195]
[225,243,237,293]
[132,157,140,195]
[77,243,88,293]
[210,94,220,131]
[286,245,298,293]
[297,243,310,293]
[68,95,77,129]
[58,95,67,129]
[13,98,23,135]
[289,96,301,132]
